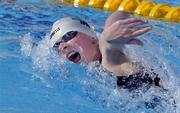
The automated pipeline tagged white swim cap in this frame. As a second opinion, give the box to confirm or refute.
[49,17,97,47]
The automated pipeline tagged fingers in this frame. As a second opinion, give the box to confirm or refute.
[130,26,152,37]
[122,26,152,38]
[106,17,152,45]
[126,21,147,28]
[121,18,148,25]
[123,18,151,38]
[113,18,146,27]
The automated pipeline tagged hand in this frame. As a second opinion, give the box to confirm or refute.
[101,18,152,46]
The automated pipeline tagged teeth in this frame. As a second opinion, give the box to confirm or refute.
[67,51,81,63]
[68,51,76,58]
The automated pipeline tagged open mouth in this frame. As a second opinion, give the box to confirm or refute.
[67,51,81,63]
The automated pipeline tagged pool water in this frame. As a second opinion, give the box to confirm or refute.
[0,0,180,113]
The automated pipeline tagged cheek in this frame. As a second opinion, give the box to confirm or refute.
[81,41,98,60]
[70,36,98,54]
[79,39,96,51]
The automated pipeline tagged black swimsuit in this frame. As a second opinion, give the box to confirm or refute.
[116,71,161,90]
[99,58,161,90]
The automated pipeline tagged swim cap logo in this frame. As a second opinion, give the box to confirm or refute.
[80,20,90,28]
[72,18,90,28]
[50,27,60,39]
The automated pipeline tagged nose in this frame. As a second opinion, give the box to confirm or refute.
[58,43,69,54]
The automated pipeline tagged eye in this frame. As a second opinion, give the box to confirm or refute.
[62,31,78,42]
[53,41,63,48]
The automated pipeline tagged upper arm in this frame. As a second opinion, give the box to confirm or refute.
[104,11,130,29]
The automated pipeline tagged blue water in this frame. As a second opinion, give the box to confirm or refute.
[0,0,180,113]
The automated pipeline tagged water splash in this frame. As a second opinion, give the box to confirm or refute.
[20,33,33,57]
[20,29,180,112]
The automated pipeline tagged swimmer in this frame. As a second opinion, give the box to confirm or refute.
[48,11,162,90]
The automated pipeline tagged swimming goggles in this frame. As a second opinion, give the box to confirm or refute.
[53,31,78,48]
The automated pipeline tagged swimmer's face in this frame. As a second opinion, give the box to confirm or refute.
[56,32,100,64]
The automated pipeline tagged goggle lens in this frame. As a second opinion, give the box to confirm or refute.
[62,31,78,42]
[53,31,78,48]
